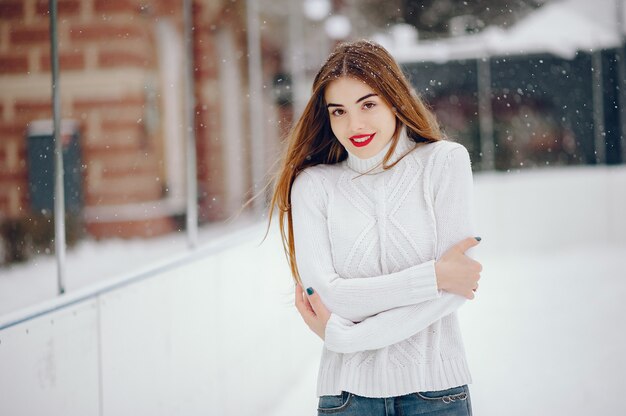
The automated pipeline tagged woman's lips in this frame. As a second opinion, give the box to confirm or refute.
[349,133,375,148]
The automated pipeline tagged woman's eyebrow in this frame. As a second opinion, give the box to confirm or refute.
[355,93,377,103]
[326,93,378,108]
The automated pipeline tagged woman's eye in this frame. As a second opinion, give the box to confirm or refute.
[363,102,376,110]
[331,108,345,116]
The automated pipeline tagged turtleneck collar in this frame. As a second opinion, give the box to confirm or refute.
[345,127,416,174]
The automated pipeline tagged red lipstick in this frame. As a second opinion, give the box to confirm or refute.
[349,133,375,147]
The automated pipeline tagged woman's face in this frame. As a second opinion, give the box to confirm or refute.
[324,76,397,159]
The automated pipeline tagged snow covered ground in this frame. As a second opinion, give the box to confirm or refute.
[459,244,626,415]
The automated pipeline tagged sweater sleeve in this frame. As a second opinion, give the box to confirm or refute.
[324,144,477,353]
[291,169,441,323]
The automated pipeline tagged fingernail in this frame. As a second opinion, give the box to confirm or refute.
[306,287,314,296]
[475,236,482,242]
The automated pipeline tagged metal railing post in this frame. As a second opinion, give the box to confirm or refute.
[591,50,606,164]
[288,0,307,116]
[616,0,626,164]
[477,56,495,170]
[183,0,198,248]
[49,0,66,295]
[246,0,266,212]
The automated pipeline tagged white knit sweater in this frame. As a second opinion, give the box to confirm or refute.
[290,127,476,398]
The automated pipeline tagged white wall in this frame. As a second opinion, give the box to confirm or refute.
[0,165,624,415]
[0,300,101,415]
[0,228,318,416]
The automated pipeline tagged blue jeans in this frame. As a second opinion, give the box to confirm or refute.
[317,385,472,416]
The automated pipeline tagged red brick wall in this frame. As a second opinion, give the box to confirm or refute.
[0,0,256,239]
[0,0,164,230]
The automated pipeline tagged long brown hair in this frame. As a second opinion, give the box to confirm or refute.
[268,40,443,284]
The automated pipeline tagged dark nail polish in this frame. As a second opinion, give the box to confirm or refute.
[475,236,482,242]
[306,287,314,296]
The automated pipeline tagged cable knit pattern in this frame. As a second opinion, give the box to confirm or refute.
[290,128,476,398]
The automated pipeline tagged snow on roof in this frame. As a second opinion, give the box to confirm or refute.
[496,0,620,58]
[391,0,624,63]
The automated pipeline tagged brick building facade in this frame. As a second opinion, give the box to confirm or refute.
[0,0,283,249]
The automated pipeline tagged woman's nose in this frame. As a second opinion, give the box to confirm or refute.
[348,113,365,132]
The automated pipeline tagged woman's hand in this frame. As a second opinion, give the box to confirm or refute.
[294,284,331,340]
[435,237,483,300]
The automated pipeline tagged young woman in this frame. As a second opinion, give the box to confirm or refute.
[269,40,482,416]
